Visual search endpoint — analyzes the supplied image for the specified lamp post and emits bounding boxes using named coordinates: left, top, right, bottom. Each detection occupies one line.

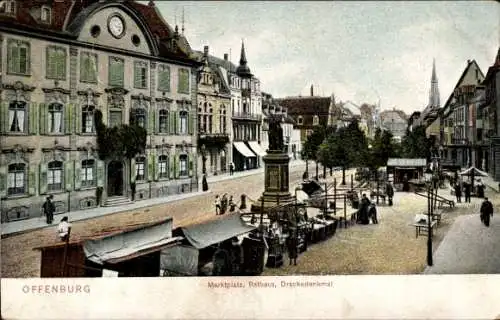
left=424, top=168, right=433, bottom=266
left=201, top=144, right=208, bottom=192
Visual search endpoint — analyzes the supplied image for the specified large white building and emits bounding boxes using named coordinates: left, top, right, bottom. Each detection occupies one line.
left=0, top=0, right=200, bottom=222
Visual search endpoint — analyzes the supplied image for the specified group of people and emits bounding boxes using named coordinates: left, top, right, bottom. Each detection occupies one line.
left=214, top=194, right=237, bottom=215
left=453, top=179, right=485, bottom=203
left=357, top=193, right=378, bottom=225
left=42, top=195, right=72, bottom=241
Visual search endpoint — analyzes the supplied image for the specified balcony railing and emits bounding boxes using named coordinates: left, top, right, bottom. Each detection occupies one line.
left=198, top=132, right=230, bottom=147
left=232, top=112, right=262, bottom=121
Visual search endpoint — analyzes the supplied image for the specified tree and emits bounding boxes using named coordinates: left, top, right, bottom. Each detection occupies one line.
left=94, top=110, right=147, bottom=200
left=302, top=125, right=326, bottom=179
left=401, top=125, right=432, bottom=160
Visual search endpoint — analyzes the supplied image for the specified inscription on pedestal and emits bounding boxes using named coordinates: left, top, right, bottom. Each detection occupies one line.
left=266, top=165, right=280, bottom=191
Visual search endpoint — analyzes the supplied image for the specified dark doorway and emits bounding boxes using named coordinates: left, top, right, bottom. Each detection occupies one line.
left=107, top=161, right=124, bottom=196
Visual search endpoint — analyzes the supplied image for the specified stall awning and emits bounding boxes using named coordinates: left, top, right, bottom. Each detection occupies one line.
left=83, top=218, right=182, bottom=264
left=180, top=214, right=256, bottom=250
left=248, top=141, right=267, bottom=157
left=387, top=158, right=427, bottom=167
left=233, top=142, right=256, bottom=158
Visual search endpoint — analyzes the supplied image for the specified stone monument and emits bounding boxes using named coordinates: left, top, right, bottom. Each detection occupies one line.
left=251, top=115, right=294, bottom=216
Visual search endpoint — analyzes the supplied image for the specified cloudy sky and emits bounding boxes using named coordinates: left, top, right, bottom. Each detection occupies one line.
left=149, top=1, right=498, bottom=114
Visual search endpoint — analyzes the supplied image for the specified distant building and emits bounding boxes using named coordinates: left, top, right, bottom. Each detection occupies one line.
left=380, top=109, right=408, bottom=141
left=275, top=86, right=344, bottom=144
left=478, top=48, right=500, bottom=179
left=440, top=59, right=485, bottom=168
left=195, top=46, right=231, bottom=176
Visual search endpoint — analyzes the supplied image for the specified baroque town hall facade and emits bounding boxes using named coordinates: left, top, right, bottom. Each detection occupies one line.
left=0, top=0, right=202, bottom=222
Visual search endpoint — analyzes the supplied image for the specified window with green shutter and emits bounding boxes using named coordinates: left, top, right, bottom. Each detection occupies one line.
left=134, top=61, right=148, bottom=88
left=80, top=52, right=98, bottom=83
left=108, top=57, right=124, bottom=87
left=177, top=68, right=190, bottom=94
left=7, top=39, right=30, bottom=75
left=157, top=64, right=170, bottom=92
left=46, top=46, right=67, bottom=80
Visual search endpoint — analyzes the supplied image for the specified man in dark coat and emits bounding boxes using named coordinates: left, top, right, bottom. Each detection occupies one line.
left=42, top=195, right=55, bottom=224
left=480, top=197, right=493, bottom=227
left=358, top=193, right=371, bottom=224
left=464, top=182, right=472, bottom=203
left=287, top=234, right=298, bottom=266
left=454, top=183, right=462, bottom=203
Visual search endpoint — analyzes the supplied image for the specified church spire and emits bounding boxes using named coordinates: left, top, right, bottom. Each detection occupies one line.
left=239, top=40, right=247, bottom=66
left=236, top=40, right=251, bottom=77
left=428, top=58, right=440, bottom=109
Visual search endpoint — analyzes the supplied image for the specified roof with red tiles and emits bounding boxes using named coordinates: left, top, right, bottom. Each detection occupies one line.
left=0, top=0, right=196, bottom=62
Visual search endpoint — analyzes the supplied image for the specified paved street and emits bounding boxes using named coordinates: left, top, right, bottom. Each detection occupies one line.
left=264, top=187, right=500, bottom=275
left=0, top=162, right=347, bottom=278
left=425, top=213, right=500, bottom=274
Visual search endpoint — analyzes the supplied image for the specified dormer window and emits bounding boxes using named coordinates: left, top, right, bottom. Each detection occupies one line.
left=313, top=115, right=319, bottom=126
left=297, top=116, right=303, bottom=125
left=41, top=5, right=51, bottom=23
left=1, top=0, right=16, bottom=15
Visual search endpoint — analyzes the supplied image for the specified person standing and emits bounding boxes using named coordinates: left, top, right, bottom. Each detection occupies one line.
left=229, top=196, right=236, bottom=212
left=480, top=197, right=493, bottom=227
left=214, top=195, right=221, bottom=215
left=454, top=183, right=462, bottom=203
left=369, top=203, right=378, bottom=224
left=477, top=179, right=485, bottom=198
left=287, top=233, right=298, bottom=266
left=229, top=162, right=235, bottom=176
left=57, top=216, right=72, bottom=241
left=42, top=195, right=55, bottom=224
left=386, top=182, right=394, bottom=206
left=358, top=193, right=371, bottom=224
left=464, top=181, right=472, bottom=203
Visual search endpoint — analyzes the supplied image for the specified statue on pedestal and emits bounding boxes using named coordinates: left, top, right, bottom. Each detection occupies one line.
left=268, top=115, right=284, bottom=152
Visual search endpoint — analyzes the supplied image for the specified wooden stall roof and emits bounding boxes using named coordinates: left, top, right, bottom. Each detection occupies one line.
left=33, top=218, right=174, bottom=251
left=387, top=158, right=427, bottom=167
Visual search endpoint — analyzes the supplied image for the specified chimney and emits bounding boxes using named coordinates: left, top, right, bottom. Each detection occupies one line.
left=310, top=84, right=314, bottom=97
left=203, top=46, right=209, bottom=57
left=224, top=53, right=228, bottom=61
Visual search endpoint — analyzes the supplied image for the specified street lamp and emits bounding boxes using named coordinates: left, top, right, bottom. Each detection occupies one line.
left=201, top=144, right=208, bottom=192
left=424, top=167, right=433, bottom=266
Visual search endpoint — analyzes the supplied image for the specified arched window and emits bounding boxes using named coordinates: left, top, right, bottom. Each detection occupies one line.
left=48, top=103, right=63, bottom=133
left=135, top=156, right=146, bottom=181
left=158, top=155, right=169, bottom=179
left=158, top=110, right=169, bottom=133
left=7, top=163, right=26, bottom=195
left=82, top=105, right=95, bottom=133
left=198, top=102, right=206, bottom=133
left=8, top=101, right=26, bottom=133
left=81, top=159, right=95, bottom=187
left=179, top=154, right=188, bottom=176
left=48, top=161, right=63, bottom=191
left=297, top=116, right=303, bottom=125
left=313, top=115, right=319, bottom=126
left=208, top=104, right=213, bottom=133
left=179, top=111, right=188, bottom=135
left=220, top=104, right=227, bottom=133
left=130, top=108, right=146, bottom=128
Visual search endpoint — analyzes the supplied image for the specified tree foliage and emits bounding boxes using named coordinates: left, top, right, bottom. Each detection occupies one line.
left=302, top=125, right=326, bottom=162
left=401, top=125, right=432, bottom=160
left=368, top=128, right=399, bottom=170
left=94, top=109, right=147, bottom=161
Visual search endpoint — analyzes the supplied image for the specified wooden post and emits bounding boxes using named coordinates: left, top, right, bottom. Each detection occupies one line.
left=325, top=183, right=328, bottom=215
left=344, top=194, right=347, bottom=228
left=351, top=174, right=354, bottom=192
left=260, top=197, right=264, bottom=226
left=61, top=227, right=72, bottom=277
left=376, top=171, right=380, bottom=205
left=334, top=178, right=337, bottom=215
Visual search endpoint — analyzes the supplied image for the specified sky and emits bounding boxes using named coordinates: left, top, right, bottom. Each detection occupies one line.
left=148, top=1, right=498, bottom=115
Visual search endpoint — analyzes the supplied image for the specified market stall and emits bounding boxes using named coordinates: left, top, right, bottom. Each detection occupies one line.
left=386, top=158, right=427, bottom=191
left=161, top=214, right=257, bottom=276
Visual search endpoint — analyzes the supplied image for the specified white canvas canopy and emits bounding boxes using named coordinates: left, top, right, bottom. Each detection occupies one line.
left=459, top=166, right=488, bottom=177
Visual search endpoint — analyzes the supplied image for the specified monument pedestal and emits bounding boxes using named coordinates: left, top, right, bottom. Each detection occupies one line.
left=251, top=150, right=294, bottom=215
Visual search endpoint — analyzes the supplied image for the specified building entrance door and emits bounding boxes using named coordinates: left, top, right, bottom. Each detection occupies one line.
left=107, top=161, right=124, bottom=196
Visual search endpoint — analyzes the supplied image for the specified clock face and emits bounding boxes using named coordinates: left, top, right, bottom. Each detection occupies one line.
left=108, top=15, right=124, bottom=38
